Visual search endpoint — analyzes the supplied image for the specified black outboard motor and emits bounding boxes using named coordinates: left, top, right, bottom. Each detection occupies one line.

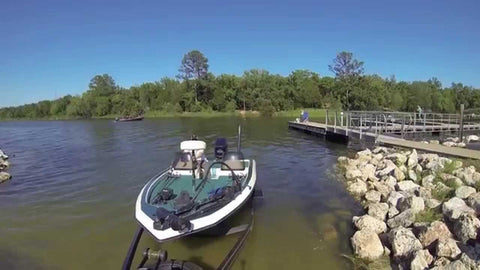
left=214, top=138, right=228, bottom=160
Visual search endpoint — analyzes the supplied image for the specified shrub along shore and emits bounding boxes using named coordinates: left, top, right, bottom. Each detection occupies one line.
left=0, top=149, right=11, bottom=184
left=338, top=147, right=480, bottom=269
left=0, top=108, right=327, bottom=121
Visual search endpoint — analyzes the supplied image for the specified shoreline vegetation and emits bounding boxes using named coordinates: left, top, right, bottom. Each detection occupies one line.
left=2, top=50, right=480, bottom=121
left=0, top=108, right=327, bottom=121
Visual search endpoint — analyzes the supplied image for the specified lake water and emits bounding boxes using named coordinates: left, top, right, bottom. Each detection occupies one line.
left=0, top=117, right=362, bottom=269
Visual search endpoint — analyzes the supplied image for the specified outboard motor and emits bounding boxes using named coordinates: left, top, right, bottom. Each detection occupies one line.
left=214, top=138, right=228, bottom=160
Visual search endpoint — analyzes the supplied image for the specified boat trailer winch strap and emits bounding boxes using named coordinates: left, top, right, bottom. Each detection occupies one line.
left=216, top=200, right=254, bottom=270
left=122, top=227, right=144, bottom=270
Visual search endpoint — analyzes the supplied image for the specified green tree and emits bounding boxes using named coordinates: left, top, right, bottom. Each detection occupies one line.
left=178, top=50, right=209, bottom=102
left=88, top=74, right=117, bottom=97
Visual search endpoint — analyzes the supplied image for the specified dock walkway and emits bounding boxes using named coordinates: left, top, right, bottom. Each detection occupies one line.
left=288, top=121, right=480, bottom=160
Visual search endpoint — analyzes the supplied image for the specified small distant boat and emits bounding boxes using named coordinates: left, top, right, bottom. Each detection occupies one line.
left=114, top=115, right=144, bottom=122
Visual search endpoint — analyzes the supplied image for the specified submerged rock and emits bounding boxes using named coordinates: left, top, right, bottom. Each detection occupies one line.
left=0, top=149, right=8, bottom=160
left=347, top=180, right=368, bottom=197
left=346, top=168, right=362, bottom=180
left=0, top=172, right=11, bottom=184
left=351, top=229, right=385, bottom=261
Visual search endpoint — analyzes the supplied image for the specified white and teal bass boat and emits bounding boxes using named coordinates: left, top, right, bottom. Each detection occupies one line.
left=135, top=127, right=257, bottom=243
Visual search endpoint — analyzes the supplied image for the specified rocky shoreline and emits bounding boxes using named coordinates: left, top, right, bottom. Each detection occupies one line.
left=338, top=147, right=480, bottom=269
left=421, top=135, right=480, bottom=148
left=0, top=149, right=11, bottom=184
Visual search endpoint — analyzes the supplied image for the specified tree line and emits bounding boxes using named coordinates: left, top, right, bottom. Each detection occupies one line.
left=1, top=50, right=480, bottom=119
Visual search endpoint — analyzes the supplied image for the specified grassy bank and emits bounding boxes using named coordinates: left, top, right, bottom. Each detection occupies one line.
left=0, top=108, right=332, bottom=120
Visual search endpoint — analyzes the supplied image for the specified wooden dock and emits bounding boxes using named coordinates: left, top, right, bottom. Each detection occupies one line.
left=288, top=121, right=480, bottom=160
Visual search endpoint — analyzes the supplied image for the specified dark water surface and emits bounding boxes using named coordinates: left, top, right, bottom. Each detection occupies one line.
left=0, top=118, right=361, bottom=269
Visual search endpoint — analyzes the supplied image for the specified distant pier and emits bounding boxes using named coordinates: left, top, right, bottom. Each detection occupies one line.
left=288, top=110, right=480, bottom=160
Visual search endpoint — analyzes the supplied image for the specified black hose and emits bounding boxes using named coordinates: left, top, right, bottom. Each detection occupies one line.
left=194, top=161, right=240, bottom=195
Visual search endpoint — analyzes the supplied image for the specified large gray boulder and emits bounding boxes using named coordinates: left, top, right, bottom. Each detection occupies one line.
left=455, top=186, right=476, bottom=199
left=394, top=167, right=406, bottom=181
left=346, top=168, right=363, bottom=180
left=418, top=221, right=453, bottom=248
left=378, top=160, right=397, bottom=177
left=436, top=238, right=461, bottom=259
left=389, top=227, right=422, bottom=259
left=0, top=159, right=9, bottom=170
left=387, top=209, right=416, bottom=228
left=426, top=198, right=442, bottom=210
left=453, top=212, right=480, bottom=243
left=398, top=196, right=425, bottom=213
left=459, top=248, right=480, bottom=269
left=372, top=146, right=389, bottom=154
left=0, top=149, right=8, bottom=160
left=408, top=169, right=418, bottom=182
left=407, top=149, right=418, bottom=168
left=368, top=202, right=389, bottom=221
left=421, top=175, right=435, bottom=189
left=347, top=180, right=368, bottom=197
left=360, top=163, right=378, bottom=181
left=372, top=181, right=394, bottom=201
left=352, top=214, right=387, bottom=234
left=387, top=191, right=405, bottom=208
left=388, top=206, right=400, bottom=219
left=410, top=249, right=433, bottom=270
left=384, top=176, right=397, bottom=190
left=397, top=180, right=420, bottom=193
left=351, top=229, right=385, bottom=261
left=364, top=190, right=381, bottom=203
left=0, top=172, right=11, bottom=184
left=442, top=197, right=476, bottom=220
left=387, top=153, right=408, bottom=165
left=466, top=192, right=480, bottom=213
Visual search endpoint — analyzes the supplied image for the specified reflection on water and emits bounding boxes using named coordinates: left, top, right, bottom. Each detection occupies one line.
left=0, top=118, right=361, bottom=269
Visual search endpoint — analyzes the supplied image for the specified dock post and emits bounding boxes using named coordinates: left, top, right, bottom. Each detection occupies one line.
left=423, top=113, right=426, bottom=132
left=325, top=110, right=328, bottom=125
left=460, top=104, right=465, bottom=142
left=401, top=116, right=405, bottom=139
left=346, top=112, right=349, bottom=136
left=414, top=113, right=416, bottom=134
left=334, top=111, right=337, bottom=132
left=360, top=114, right=363, bottom=140
left=375, top=115, right=378, bottom=135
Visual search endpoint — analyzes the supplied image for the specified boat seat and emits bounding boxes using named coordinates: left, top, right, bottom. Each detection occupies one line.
left=221, top=160, right=245, bottom=171
left=221, top=152, right=245, bottom=171
left=173, top=152, right=194, bottom=170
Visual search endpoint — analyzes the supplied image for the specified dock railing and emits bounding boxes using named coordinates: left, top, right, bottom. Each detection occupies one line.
left=324, top=109, right=480, bottom=141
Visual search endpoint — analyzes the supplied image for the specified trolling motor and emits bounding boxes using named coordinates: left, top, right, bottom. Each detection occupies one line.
left=214, top=138, right=228, bottom=160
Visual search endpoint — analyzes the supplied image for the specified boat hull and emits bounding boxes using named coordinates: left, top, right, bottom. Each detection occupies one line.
left=115, top=116, right=144, bottom=122
left=135, top=160, right=257, bottom=242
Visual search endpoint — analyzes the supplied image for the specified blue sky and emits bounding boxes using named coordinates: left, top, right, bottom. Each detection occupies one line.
left=1, top=0, right=479, bottom=107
